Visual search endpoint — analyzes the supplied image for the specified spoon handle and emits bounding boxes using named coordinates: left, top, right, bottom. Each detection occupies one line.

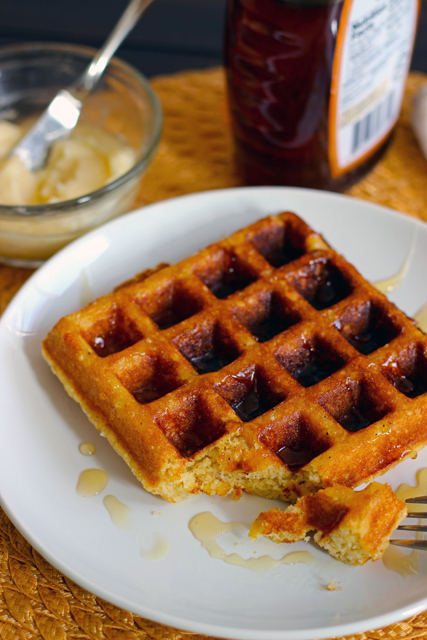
left=75, top=0, right=156, bottom=95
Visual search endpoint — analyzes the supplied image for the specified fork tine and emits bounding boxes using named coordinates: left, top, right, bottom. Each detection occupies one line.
left=390, top=496, right=427, bottom=548
left=390, top=539, right=427, bottom=550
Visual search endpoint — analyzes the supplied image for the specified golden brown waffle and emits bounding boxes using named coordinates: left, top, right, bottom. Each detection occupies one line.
left=249, top=482, right=407, bottom=565
left=42, top=211, right=427, bottom=503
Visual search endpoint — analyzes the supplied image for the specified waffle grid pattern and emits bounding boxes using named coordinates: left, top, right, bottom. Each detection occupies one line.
left=42, top=211, right=427, bottom=503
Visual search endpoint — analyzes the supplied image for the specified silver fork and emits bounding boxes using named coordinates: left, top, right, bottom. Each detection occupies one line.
left=390, top=496, right=427, bottom=550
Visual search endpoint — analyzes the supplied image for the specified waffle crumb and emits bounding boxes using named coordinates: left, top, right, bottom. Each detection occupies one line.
left=249, top=483, right=407, bottom=565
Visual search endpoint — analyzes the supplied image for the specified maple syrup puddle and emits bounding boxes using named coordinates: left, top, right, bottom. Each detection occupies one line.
left=103, top=495, right=131, bottom=531
left=102, top=494, right=170, bottom=561
left=76, top=469, right=108, bottom=497
left=188, top=511, right=314, bottom=571
left=349, top=315, right=397, bottom=356
left=264, top=241, right=303, bottom=269
left=374, top=230, right=417, bottom=294
left=191, top=352, right=234, bottom=374
left=79, top=442, right=96, bottom=456
left=382, top=468, right=427, bottom=577
left=140, top=533, right=170, bottom=560
left=306, top=265, right=351, bottom=310
left=210, top=255, right=256, bottom=299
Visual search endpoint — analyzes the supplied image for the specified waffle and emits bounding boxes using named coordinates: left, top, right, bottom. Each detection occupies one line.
left=249, top=482, right=407, bottom=565
left=42, top=211, right=427, bottom=503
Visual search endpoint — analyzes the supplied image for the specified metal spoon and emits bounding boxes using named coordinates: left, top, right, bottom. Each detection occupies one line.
left=9, top=0, right=155, bottom=172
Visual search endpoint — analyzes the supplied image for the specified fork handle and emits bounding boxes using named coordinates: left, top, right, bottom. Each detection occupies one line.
left=75, top=0, right=155, bottom=95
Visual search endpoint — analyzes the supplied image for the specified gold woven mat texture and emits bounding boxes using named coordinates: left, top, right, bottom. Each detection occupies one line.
left=1, top=68, right=427, bottom=640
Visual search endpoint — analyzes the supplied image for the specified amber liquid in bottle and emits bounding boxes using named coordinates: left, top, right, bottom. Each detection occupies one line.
left=224, top=0, right=392, bottom=191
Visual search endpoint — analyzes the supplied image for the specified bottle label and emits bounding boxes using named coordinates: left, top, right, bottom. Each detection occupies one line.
left=329, top=0, right=419, bottom=178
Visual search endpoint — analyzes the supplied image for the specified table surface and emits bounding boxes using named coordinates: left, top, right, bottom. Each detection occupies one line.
left=0, top=0, right=426, bottom=78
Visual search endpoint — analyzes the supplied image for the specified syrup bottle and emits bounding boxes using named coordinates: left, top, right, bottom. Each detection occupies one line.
left=224, top=0, right=419, bottom=191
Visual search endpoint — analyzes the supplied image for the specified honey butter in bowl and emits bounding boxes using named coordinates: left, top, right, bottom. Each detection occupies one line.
left=0, top=43, right=162, bottom=267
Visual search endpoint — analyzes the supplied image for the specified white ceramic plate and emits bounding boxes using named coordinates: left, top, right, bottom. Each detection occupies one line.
left=1, top=187, right=427, bottom=640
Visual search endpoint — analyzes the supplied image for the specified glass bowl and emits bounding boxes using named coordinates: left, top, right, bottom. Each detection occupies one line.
left=0, top=42, right=162, bottom=267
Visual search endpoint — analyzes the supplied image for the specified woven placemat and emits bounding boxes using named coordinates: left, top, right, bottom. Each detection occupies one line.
left=1, top=68, right=427, bottom=640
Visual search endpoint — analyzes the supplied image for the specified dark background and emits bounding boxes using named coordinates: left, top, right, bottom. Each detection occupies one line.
left=0, top=0, right=426, bottom=78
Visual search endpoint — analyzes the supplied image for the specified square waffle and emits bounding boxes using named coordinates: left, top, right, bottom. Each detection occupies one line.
left=42, top=212, right=427, bottom=503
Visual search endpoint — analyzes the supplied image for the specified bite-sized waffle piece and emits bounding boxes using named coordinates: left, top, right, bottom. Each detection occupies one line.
left=42, top=212, right=427, bottom=503
left=249, top=482, right=407, bottom=565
